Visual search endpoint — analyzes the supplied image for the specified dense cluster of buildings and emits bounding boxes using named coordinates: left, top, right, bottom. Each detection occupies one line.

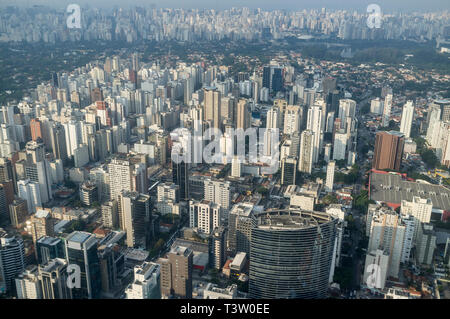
left=0, top=6, right=449, bottom=43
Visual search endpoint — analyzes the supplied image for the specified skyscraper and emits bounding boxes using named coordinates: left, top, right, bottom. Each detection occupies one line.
left=17, top=179, right=42, bottom=213
left=108, top=155, right=147, bottom=201
left=325, top=161, right=335, bottom=193
left=399, top=101, right=414, bottom=138
left=0, top=229, right=25, bottom=293
left=119, top=191, right=151, bottom=249
left=65, top=231, right=101, bottom=299
left=38, top=258, right=72, bottom=299
left=281, top=157, right=297, bottom=185
left=298, top=130, right=314, bottom=174
left=172, top=157, right=189, bottom=201
left=373, top=131, right=405, bottom=171
left=307, top=105, right=323, bottom=163
left=249, top=210, right=337, bottom=299
left=203, top=87, right=221, bottom=129
left=209, top=226, right=226, bottom=270
left=189, top=200, right=221, bottom=234
left=236, top=98, right=250, bottom=130
left=158, top=245, right=193, bottom=299
left=333, top=130, right=348, bottom=161
left=203, top=179, right=230, bottom=210
left=228, top=203, right=256, bottom=255
left=382, top=93, right=393, bottom=127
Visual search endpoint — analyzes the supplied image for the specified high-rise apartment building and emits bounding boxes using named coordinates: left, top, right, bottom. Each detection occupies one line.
left=118, top=191, right=151, bottom=249
left=158, top=245, right=193, bottom=299
left=298, top=130, right=314, bottom=174
left=189, top=200, right=221, bottom=234
left=325, top=161, right=335, bottom=192
left=399, top=101, right=414, bottom=138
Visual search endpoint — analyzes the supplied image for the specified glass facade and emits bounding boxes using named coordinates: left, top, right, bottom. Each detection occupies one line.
left=249, top=211, right=337, bottom=299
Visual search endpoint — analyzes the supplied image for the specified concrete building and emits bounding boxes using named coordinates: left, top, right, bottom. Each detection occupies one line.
left=15, top=265, right=42, bottom=299
left=373, top=131, right=404, bottom=171
left=325, top=160, right=335, bottom=193
left=125, top=262, right=161, bottom=299
left=399, top=101, right=414, bottom=138
left=189, top=200, right=221, bottom=234
left=158, top=245, right=193, bottom=299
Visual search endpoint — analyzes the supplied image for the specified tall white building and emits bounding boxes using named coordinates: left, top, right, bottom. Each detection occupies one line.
left=63, top=120, right=83, bottom=158
left=306, top=105, right=323, bottom=163
left=283, top=105, right=301, bottom=135
left=125, top=262, right=161, bottom=299
left=382, top=93, right=393, bottom=127
left=204, top=179, right=230, bottom=210
left=333, top=130, right=347, bottom=161
left=17, top=179, right=42, bottom=213
left=367, top=207, right=414, bottom=279
left=399, top=101, right=414, bottom=138
left=338, top=99, right=356, bottom=122
left=15, top=266, right=42, bottom=299
left=189, top=200, right=221, bottom=234
left=231, top=155, right=242, bottom=178
left=401, top=197, right=433, bottom=240
left=325, top=161, right=335, bottom=192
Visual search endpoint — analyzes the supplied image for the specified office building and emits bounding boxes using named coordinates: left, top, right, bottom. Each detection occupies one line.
left=172, top=157, right=189, bottom=201
left=0, top=229, right=25, bottom=293
left=236, top=99, right=250, bottom=130
left=17, top=179, right=42, bottom=214
left=38, top=258, right=72, bottom=299
left=382, top=93, right=393, bottom=127
left=306, top=105, right=323, bottom=163
left=281, top=156, right=297, bottom=185
left=119, top=191, right=151, bottom=249
left=35, top=236, right=64, bottom=265
left=65, top=231, right=101, bottom=299
left=29, top=209, right=54, bottom=245
left=249, top=210, right=337, bottom=298
left=203, top=87, right=221, bottom=129
left=363, top=249, right=389, bottom=290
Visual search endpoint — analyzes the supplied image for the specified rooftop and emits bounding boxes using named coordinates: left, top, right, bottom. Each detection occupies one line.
left=370, top=171, right=450, bottom=211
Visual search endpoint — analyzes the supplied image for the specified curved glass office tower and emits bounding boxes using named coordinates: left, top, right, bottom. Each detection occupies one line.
left=249, top=210, right=337, bottom=299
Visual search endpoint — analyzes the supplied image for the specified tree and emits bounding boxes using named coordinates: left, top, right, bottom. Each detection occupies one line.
left=323, top=194, right=338, bottom=205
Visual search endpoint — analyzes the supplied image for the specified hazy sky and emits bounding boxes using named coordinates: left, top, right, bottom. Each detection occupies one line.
left=2, top=0, right=450, bottom=12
